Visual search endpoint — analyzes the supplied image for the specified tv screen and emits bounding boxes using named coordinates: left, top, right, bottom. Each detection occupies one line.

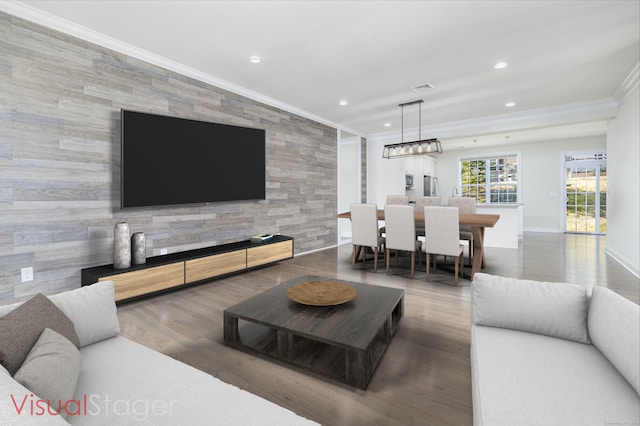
left=121, top=110, right=266, bottom=208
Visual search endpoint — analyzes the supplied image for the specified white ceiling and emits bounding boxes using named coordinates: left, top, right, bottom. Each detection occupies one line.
left=7, top=0, right=640, bottom=150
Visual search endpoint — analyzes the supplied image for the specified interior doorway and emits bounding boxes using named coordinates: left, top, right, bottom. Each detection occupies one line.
left=338, top=130, right=361, bottom=244
left=564, top=152, right=607, bottom=234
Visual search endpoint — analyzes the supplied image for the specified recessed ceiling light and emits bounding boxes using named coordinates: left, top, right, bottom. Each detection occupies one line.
left=505, top=102, right=516, bottom=107
left=384, top=123, right=391, bottom=127
left=494, top=62, right=508, bottom=69
left=249, top=56, right=261, bottom=63
left=339, top=100, right=348, bottom=106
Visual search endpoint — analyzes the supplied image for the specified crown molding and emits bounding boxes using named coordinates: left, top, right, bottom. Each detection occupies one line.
left=368, top=98, right=618, bottom=143
left=0, top=1, right=630, bottom=141
left=613, top=62, right=640, bottom=104
left=0, top=1, right=363, bottom=135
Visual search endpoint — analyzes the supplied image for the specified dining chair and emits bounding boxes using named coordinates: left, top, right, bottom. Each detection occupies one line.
left=386, top=195, right=409, bottom=205
left=414, top=196, right=441, bottom=237
left=415, top=196, right=441, bottom=209
left=379, top=195, right=410, bottom=238
left=423, top=206, right=464, bottom=285
left=448, top=196, right=477, bottom=266
left=384, top=204, right=422, bottom=278
left=350, top=203, right=385, bottom=272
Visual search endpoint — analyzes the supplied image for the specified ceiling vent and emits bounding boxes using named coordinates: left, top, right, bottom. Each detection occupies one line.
left=410, top=82, right=433, bottom=93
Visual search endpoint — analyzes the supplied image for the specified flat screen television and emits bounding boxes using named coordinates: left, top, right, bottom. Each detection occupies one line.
left=121, top=110, right=266, bottom=208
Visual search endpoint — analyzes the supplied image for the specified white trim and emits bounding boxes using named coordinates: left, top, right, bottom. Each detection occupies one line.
left=368, top=98, right=618, bottom=143
left=0, top=1, right=363, bottom=135
left=612, top=62, right=640, bottom=104
left=523, top=227, right=562, bottom=233
left=294, top=244, right=339, bottom=257
left=605, top=246, right=640, bottom=278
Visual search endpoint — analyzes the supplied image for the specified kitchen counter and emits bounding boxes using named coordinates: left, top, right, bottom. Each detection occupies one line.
left=477, top=204, right=523, bottom=248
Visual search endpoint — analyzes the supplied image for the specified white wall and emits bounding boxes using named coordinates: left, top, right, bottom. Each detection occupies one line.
left=369, top=134, right=606, bottom=232
left=367, top=141, right=410, bottom=206
left=606, top=85, right=640, bottom=276
left=367, top=141, right=439, bottom=206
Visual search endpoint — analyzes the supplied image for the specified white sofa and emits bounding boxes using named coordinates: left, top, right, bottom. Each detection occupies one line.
left=470, top=273, right=640, bottom=426
left=0, top=281, right=317, bottom=425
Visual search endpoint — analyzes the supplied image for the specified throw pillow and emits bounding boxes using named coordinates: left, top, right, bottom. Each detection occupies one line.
left=49, top=280, right=120, bottom=347
left=0, top=293, right=80, bottom=375
left=14, top=328, right=82, bottom=418
left=472, top=273, right=590, bottom=344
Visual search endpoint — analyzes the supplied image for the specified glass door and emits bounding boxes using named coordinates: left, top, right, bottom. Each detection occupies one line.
left=564, top=153, right=606, bottom=234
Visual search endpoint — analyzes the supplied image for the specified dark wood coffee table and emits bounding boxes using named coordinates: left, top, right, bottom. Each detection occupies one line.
left=223, top=275, right=404, bottom=389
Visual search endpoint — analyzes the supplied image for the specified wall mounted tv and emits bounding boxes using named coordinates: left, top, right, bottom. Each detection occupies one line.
left=121, top=110, right=266, bottom=208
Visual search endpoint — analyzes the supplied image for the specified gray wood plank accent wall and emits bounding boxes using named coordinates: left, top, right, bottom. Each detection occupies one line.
left=0, top=13, right=338, bottom=301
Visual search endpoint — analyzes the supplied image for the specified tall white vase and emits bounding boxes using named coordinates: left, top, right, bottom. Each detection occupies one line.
left=113, top=222, right=131, bottom=269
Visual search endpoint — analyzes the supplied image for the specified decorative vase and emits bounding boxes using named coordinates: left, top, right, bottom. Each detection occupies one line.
left=113, top=222, right=131, bottom=269
left=131, top=232, right=146, bottom=265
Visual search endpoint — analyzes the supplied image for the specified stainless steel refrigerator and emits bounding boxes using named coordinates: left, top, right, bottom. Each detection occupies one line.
left=423, top=175, right=439, bottom=196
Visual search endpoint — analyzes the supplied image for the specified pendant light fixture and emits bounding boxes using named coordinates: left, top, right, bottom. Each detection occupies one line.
left=382, top=100, right=443, bottom=158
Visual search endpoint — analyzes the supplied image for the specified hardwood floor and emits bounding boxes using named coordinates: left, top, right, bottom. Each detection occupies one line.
left=116, top=232, right=639, bottom=425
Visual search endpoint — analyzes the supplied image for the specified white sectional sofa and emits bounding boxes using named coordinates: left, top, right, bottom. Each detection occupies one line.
left=0, top=281, right=317, bottom=425
left=471, top=273, right=640, bottom=426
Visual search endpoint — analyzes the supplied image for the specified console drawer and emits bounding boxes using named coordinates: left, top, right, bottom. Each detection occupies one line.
left=247, top=240, right=293, bottom=268
left=185, top=250, right=247, bottom=283
left=99, top=263, right=185, bottom=301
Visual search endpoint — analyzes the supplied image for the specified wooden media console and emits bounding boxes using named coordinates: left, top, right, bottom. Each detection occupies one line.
left=81, top=235, right=294, bottom=302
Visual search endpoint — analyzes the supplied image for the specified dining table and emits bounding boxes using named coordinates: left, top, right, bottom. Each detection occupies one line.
left=337, top=209, right=500, bottom=279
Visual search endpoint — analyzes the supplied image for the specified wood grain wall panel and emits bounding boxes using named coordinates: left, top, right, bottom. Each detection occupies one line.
left=0, top=12, right=337, bottom=302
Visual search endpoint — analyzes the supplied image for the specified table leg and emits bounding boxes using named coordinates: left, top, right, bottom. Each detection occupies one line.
left=223, top=313, right=239, bottom=343
left=480, top=227, right=486, bottom=268
left=346, top=349, right=368, bottom=389
left=277, top=329, right=292, bottom=360
left=470, top=226, right=485, bottom=280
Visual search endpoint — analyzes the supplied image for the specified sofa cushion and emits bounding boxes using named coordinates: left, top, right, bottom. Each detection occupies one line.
left=0, top=293, right=80, bottom=375
left=471, top=325, right=640, bottom=426
left=69, top=336, right=318, bottom=425
left=0, top=372, right=69, bottom=425
left=588, top=285, right=640, bottom=396
left=48, top=281, right=119, bottom=347
left=472, top=273, right=590, bottom=343
left=14, top=328, right=82, bottom=418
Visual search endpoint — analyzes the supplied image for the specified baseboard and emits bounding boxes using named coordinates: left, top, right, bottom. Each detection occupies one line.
left=523, top=227, right=562, bottom=233
left=296, top=244, right=339, bottom=257
left=604, top=246, right=640, bottom=278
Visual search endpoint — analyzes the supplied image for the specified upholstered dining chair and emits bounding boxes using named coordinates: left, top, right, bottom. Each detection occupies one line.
left=379, top=195, right=410, bottom=238
left=415, top=196, right=441, bottom=209
left=423, top=206, right=464, bottom=285
left=350, top=203, right=385, bottom=272
left=384, top=204, right=422, bottom=278
left=448, top=196, right=477, bottom=266
left=414, top=196, right=441, bottom=237
left=386, top=195, right=409, bottom=205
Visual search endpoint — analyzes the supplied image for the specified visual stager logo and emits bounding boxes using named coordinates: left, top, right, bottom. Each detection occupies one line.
left=8, top=393, right=176, bottom=422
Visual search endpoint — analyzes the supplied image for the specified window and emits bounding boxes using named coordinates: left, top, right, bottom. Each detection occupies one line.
left=459, top=155, right=519, bottom=204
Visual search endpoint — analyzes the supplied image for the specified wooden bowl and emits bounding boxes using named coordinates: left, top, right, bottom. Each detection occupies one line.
left=287, top=280, right=357, bottom=306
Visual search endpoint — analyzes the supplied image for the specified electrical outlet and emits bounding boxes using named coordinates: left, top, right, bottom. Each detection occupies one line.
left=21, top=267, right=33, bottom=282
left=160, top=248, right=168, bottom=255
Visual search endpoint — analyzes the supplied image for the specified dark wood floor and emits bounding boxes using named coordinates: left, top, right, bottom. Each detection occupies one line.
left=116, top=232, right=639, bottom=425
